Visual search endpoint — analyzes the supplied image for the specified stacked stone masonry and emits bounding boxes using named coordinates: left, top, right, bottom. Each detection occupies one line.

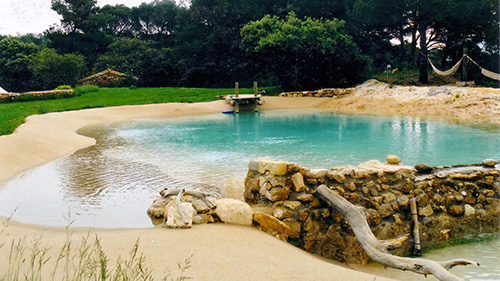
left=279, top=88, right=354, bottom=98
left=244, top=159, right=500, bottom=264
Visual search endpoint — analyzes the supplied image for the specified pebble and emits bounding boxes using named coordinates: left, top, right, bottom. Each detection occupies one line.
left=482, top=159, right=497, bottom=167
left=385, top=155, right=401, bottom=164
left=415, top=163, right=433, bottom=173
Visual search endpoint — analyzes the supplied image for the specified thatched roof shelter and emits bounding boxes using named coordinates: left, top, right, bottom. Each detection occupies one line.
left=79, top=69, right=137, bottom=86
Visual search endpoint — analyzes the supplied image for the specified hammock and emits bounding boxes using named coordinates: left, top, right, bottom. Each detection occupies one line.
left=428, top=54, right=500, bottom=81
left=481, top=68, right=500, bottom=81
left=428, top=56, right=463, bottom=76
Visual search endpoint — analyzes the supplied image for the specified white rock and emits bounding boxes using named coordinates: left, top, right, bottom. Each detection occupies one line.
left=214, top=198, right=253, bottom=225
left=464, top=204, right=475, bottom=216
left=220, top=177, right=245, bottom=201
left=307, top=169, right=329, bottom=178
left=482, top=159, right=497, bottom=167
left=166, top=202, right=196, bottom=228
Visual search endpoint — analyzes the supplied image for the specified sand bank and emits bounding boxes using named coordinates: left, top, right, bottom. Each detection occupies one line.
left=318, top=80, right=500, bottom=128
left=1, top=82, right=498, bottom=280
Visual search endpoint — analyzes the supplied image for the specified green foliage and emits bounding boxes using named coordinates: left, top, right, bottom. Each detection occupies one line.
left=55, top=85, right=73, bottom=90
left=348, top=0, right=499, bottom=83
left=0, top=38, right=39, bottom=92
left=74, top=85, right=99, bottom=96
left=241, top=13, right=371, bottom=90
left=51, top=0, right=99, bottom=33
left=93, top=38, right=174, bottom=87
left=3, top=0, right=498, bottom=90
left=30, top=48, right=86, bottom=90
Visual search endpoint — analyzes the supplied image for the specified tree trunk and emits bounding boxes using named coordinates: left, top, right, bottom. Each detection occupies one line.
left=316, top=185, right=479, bottom=281
left=418, top=26, right=429, bottom=83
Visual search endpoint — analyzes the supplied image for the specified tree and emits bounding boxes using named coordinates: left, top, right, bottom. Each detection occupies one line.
left=241, top=13, right=371, bottom=90
left=49, top=0, right=111, bottom=68
left=51, top=0, right=99, bottom=33
left=30, top=48, right=86, bottom=89
left=94, top=38, right=176, bottom=87
left=288, top=0, right=348, bottom=20
left=131, top=0, right=180, bottom=46
left=0, top=38, right=39, bottom=92
left=95, top=4, right=134, bottom=37
left=349, top=0, right=498, bottom=83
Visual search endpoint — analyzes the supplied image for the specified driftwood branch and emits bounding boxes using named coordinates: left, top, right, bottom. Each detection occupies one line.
left=160, top=188, right=216, bottom=209
left=159, top=187, right=216, bottom=226
left=316, top=185, right=479, bottom=281
left=176, top=188, right=189, bottom=225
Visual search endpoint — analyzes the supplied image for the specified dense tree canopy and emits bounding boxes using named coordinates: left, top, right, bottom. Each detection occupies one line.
left=0, top=38, right=86, bottom=92
left=241, top=13, right=370, bottom=90
left=0, top=39, right=38, bottom=92
left=0, top=0, right=498, bottom=92
left=349, top=0, right=499, bottom=82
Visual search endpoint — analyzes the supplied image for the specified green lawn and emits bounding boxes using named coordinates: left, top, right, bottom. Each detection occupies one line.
left=0, top=86, right=279, bottom=136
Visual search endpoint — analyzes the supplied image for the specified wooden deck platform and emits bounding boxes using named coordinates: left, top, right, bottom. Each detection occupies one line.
left=226, top=82, right=264, bottom=113
left=230, top=94, right=263, bottom=113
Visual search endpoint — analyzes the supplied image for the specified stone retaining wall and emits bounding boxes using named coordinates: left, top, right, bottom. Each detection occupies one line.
left=244, top=158, right=500, bottom=264
left=278, top=88, right=353, bottom=98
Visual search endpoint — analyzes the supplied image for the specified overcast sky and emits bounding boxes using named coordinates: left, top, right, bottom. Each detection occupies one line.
left=0, top=0, right=147, bottom=36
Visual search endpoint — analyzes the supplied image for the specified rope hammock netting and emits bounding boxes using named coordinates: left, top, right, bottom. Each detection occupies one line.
left=427, top=54, right=500, bottom=81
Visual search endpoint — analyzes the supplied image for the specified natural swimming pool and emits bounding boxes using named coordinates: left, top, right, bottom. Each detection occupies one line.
left=0, top=110, right=498, bottom=280
left=0, top=110, right=498, bottom=228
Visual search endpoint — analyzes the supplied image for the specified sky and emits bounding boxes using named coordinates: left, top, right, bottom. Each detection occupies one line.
left=0, top=0, right=148, bottom=36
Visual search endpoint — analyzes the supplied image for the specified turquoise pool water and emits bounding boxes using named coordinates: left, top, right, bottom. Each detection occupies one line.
left=0, top=110, right=499, bottom=228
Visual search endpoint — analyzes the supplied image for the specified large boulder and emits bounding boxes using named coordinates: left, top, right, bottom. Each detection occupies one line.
left=214, top=198, right=253, bottom=225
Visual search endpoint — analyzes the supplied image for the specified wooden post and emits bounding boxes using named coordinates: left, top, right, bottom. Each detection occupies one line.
left=410, top=198, right=422, bottom=256
left=253, top=81, right=259, bottom=112
left=235, top=82, right=240, bottom=113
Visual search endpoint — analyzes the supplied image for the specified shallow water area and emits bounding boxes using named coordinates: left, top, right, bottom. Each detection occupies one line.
left=356, top=233, right=500, bottom=281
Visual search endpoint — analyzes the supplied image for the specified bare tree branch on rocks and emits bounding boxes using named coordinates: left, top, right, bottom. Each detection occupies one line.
left=158, top=187, right=216, bottom=227
left=316, top=185, right=479, bottom=281
left=160, top=187, right=216, bottom=209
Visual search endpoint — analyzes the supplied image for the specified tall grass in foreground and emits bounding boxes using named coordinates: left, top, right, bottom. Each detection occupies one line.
left=0, top=222, right=192, bottom=281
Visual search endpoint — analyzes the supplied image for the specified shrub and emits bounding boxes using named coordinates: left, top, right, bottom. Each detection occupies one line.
left=55, top=85, right=73, bottom=90
left=74, top=85, right=99, bottom=96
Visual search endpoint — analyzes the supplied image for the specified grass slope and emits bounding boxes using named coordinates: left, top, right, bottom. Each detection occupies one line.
left=0, top=87, right=278, bottom=136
